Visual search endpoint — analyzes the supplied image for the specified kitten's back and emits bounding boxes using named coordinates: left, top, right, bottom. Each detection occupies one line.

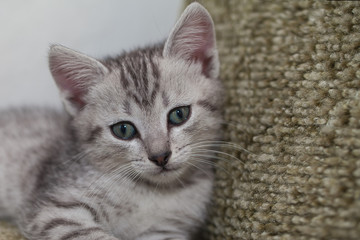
left=0, top=107, right=67, bottom=218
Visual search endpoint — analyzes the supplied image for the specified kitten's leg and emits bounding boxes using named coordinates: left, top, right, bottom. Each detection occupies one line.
left=18, top=201, right=118, bottom=240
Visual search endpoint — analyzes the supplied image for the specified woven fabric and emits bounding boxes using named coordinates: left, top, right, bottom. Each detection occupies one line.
left=0, top=222, right=24, bottom=240
left=185, top=0, right=360, bottom=239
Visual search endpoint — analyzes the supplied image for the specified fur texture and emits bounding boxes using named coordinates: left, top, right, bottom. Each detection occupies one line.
left=0, top=3, right=223, bottom=240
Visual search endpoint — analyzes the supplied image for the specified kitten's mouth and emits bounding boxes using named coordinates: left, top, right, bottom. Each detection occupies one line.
left=158, top=166, right=179, bottom=174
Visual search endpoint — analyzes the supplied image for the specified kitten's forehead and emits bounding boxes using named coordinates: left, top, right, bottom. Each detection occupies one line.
left=100, top=45, right=207, bottom=111
left=102, top=45, right=163, bottom=109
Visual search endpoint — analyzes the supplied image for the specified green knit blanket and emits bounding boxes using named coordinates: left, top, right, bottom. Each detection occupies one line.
left=186, top=0, right=360, bottom=239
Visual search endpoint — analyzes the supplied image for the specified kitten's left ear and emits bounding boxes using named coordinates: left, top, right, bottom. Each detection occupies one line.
left=163, top=3, right=219, bottom=79
left=49, top=45, right=108, bottom=116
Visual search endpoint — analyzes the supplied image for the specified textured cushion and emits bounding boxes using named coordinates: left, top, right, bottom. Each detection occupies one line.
left=0, top=222, right=24, bottom=240
left=185, top=0, right=360, bottom=239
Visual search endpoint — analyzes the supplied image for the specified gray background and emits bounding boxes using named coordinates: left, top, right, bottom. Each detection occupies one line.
left=0, top=0, right=182, bottom=108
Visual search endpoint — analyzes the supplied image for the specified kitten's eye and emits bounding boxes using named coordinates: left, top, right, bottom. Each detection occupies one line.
left=168, top=106, right=190, bottom=126
left=111, top=122, right=137, bottom=140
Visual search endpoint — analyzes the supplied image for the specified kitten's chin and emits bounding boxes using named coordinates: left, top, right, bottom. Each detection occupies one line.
left=141, top=166, right=188, bottom=186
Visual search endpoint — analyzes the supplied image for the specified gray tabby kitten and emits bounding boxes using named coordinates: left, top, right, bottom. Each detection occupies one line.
left=0, top=3, right=223, bottom=240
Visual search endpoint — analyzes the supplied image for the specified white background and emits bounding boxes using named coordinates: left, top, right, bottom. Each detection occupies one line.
left=0, top=0, right=183, bottom=109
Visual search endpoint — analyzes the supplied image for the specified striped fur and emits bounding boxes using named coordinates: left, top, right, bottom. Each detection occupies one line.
left=0, top=3, right=223, bottom=240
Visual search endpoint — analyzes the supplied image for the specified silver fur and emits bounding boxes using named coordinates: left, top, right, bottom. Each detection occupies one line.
left=0, top=3, right=223, bottom=240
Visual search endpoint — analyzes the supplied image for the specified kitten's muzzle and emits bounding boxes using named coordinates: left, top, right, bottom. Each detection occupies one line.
left=148, top=151, right=172, bottom=167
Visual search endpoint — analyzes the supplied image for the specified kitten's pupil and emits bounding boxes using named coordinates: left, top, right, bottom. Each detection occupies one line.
left=111, top=122, right=137, bottom=140
left=176, top=110, right=183, bottom=119
left=120, top=124, right=127, bottom=134
left=168, top=106, right=190, bottom=126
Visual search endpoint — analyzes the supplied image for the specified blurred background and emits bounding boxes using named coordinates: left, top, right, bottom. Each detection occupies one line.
left=0, top=0, right=183, bottom=109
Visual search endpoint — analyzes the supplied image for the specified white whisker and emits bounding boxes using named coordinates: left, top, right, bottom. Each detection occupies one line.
left=187, top=155, right=232, bottom=175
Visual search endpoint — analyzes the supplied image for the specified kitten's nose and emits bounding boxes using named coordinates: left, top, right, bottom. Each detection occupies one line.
left=148, top=151, right=172, bottom=167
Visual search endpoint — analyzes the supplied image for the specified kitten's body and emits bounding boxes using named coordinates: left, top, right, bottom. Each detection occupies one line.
left=0, top=3, right=222, bottom=240
left=0, top=107, right=213, bottom=240
left=0, top=108, right=68, bottom=218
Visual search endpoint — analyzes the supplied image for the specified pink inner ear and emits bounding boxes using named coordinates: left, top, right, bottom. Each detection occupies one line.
left=192, top=39, right=215, bottom=78
left=54, top=73, right=87, bottom=109
left=199, top=54, right=214, bottom=78
left=49, top=45, right=107, bottom=114
left=169, top=9, right=216, bottom=78
left=66, top=89, right=86, bottom=110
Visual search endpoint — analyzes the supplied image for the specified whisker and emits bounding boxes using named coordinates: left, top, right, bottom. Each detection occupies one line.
left=184, top=161, right=212, bottom=179
left=188, top=155, right=232, bottom=175
left=97, top=165, right=139, bottom=208
left=220, top=121, right=240, bottom=129
left=80, top=163, right=120, bottom=198
left=189, top=140, right=253, bottom=155
left=61, top=149, right=92, bottom=168
left=154, top=176, right=161, bottom=192
left=173, top=170, right=186, bottom=188
left=84, top=163, right=134, bottom=203
left=220, top=119, right=247, bottom=127
left=132, top=171, right=143, bottom=186
left=190, top=149, right=245, bottom=164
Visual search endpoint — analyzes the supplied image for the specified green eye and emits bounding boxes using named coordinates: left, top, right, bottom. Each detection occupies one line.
left=168, top=106, right=190, bottom=126
left=111, top=122, right=137, bottom=140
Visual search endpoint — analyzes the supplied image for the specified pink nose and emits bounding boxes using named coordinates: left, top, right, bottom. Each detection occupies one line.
left=148, top=151, right=172, bottom=167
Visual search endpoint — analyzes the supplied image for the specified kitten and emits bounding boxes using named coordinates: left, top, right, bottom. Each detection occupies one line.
left=0, top=3, right=223, bottom=240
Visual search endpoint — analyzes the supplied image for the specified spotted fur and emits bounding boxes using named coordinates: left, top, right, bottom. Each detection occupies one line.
left=0, top=3, right=223, bottom=240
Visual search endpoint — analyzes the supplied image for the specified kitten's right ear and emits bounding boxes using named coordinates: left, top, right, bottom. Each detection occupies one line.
left=49, top=45, right=108, bottom=116
left=163, top=3, right=219, bottom=79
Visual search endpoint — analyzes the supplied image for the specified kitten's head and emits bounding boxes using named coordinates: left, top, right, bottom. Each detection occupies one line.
left=49, top=3, right=223, bottom=186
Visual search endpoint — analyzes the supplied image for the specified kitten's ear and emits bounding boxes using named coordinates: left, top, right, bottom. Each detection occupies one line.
left=163, top=2, right=219, bottom=79
left=49, top=45, right=108, bottom=116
